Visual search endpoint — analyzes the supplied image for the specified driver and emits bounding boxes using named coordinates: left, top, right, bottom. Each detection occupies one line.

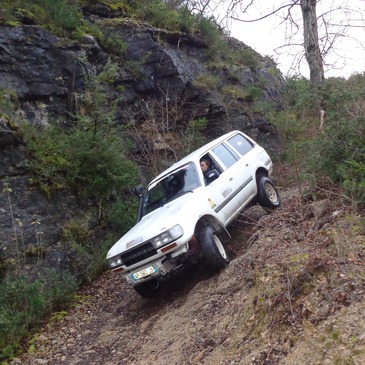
left=200, top=158, right=219, bottom=184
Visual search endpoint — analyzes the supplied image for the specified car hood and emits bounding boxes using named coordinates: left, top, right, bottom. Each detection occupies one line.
left=107, top=192, right=197, bottom=258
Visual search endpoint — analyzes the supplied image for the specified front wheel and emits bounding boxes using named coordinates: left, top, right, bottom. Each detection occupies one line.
left=257, top=176, right=281, bottom=209
left=199, top=226, right=229, bottom=270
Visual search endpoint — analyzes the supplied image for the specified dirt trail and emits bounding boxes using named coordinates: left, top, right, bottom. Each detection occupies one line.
left=15, top=189, right=365, bottom=365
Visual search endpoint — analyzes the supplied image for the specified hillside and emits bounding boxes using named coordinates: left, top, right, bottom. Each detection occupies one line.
left=16, top=182, right=365, bottom=365
left=0, top=17, right=283, bottom=283
left=1, top=4, right=284, bottom=360
left=1, top=2, right=365, bottom=364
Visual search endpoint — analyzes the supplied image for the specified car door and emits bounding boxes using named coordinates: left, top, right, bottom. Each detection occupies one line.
left=205, top=142, right=243, bottom=224
left=225, top=133, right=257, bottom=205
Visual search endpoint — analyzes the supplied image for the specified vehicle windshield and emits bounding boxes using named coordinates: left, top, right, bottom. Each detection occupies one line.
left=142, top=162, right=201, bottom=216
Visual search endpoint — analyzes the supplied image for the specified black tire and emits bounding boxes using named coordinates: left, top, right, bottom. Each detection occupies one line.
left=133, top=278, right=160, bottom=298
left=199, top=226, right=229, bottom=270
left=257, top=176, right=281, bottom=209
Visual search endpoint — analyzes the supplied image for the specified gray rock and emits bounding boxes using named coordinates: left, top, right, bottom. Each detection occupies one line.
left=0, top=21, right=284, bottom=281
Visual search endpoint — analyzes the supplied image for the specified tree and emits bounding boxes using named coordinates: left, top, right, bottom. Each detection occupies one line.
left=300, top=0, right=324, bottom=84
left=233, top=0, right=325, bottom=84
left=182, top=0, right=364, bottom=83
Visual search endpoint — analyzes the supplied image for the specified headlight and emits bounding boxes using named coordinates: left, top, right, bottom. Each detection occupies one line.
left=107, top=256, right=123, bottom=269
left=151, top=224, right=183, bottom=249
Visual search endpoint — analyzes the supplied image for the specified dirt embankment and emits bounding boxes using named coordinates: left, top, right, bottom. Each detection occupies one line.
left=15, top=188, right=365, bottom=365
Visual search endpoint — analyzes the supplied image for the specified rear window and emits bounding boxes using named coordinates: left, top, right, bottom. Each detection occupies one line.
left=212, top=143, right=238, bottom=168
left=227, top=134, right=253, bottom=156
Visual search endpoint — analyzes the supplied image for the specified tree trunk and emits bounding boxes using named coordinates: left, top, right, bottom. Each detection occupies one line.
left=300, top=0, right=324, bottom=84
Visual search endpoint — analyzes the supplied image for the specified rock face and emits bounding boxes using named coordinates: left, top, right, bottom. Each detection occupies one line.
left=0, top=18, right=284, bottom=279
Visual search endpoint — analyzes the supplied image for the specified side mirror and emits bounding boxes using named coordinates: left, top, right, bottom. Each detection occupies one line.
left=134, top=185, right=144, bottom=197
left=135, top=185, right=145, bottom=223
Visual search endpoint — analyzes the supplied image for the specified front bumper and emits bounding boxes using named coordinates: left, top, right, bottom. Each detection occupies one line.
left=123, top=243, right=189, bottom=286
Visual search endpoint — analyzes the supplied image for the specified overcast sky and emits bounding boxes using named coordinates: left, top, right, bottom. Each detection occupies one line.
left=226, top=0, right=365, bottom=78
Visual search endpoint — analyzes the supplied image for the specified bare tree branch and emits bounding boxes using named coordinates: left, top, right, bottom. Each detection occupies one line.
left=230, top=1, right=300, bottom=22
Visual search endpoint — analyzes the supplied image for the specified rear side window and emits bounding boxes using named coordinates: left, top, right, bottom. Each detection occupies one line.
left=227, top=134, right=253, bottom=156
left=212, top=143, right=238, bottom=168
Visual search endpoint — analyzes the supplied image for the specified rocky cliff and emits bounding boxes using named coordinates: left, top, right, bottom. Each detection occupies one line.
left=0, top=14, right=284, bottom=281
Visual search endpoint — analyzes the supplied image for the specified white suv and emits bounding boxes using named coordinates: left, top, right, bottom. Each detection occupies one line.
left=106, top=130, right=280, bottom=297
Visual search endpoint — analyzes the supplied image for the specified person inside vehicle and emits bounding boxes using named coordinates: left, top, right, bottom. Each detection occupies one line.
left=200, top=158, right=220, bottom=184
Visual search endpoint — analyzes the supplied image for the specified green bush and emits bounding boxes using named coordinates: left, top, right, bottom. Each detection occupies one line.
left=85, top=237, right=115, bottom=280
left=282, top=76, right=319, bottom=117
left=340, top=160, right=365, bottom=202
left=0, top=271, right=77, bottom=360
left=245, top=85, right=262, bottom=101
left=23, top=59, right=138, bottom=200
left=62, top=218, right=121, bottom=282
left=193, top=74, right=219, bottom=90
left=222, top=84, right=262, bottom=104
left=107, top=195, right=138, bottom=232
left=184, top=117, right=208, bottom=153
left=0, top=89, right=17, bottom=113
left=198, top=17, right=232, bottom=61
left=24, top=124, right=137, bottom=200
left=44, top=0, right=81, bottom=32
left=308, top=75, right=365, bottom=202
left=176, top=5, right=197, bottom=32
left=270, top=74, right=365, bottom=204
left=237, top=48, right=261, bottom=70
left=131, top=0, right=180, bottom=30
left=99, top=29, right=127, bottom=56
left=1, top=0, right=82, bottom=37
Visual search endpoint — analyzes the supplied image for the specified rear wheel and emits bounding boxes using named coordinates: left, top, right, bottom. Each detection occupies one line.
left=133, top=278, right=160, bottom=298
left=257, top=176, right=281, bottom=209
left=199, top=226, right=229, bottom=270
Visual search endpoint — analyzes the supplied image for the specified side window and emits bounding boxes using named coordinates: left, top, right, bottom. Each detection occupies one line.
left=227, top=134, right=253, bottom=156
left=212, top=143, right=238, bottom=169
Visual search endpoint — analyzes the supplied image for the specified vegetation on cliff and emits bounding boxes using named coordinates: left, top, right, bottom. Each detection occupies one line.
left=0, top=0, right=364, bottom=362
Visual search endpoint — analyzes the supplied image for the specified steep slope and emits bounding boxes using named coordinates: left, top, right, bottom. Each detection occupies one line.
left=16, top=186, right=365, bottom=365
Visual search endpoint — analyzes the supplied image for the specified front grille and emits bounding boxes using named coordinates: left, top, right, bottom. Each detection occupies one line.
left=121, top=242, right=157, bottom=267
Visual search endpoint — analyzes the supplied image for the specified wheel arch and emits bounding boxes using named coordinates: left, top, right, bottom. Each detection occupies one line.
left=255, top=167, right=269, bottom=182
left=194, top=214, right=230, bottom=241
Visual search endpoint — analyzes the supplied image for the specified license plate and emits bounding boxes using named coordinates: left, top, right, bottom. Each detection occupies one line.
left=132, top=266, right=156, bottom=280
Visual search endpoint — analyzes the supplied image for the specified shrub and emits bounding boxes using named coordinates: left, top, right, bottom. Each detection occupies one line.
left=245, top=85, right=262, bottom=101
left=99, top=29, right=127, bottom=56
left=282, top=76, right=318, bottom=118
left=339, top=160, right=365, bottom=203
left=1, top=0, right=83, bottom=37
left=132, top=0, right=181, bottom=30
left=61, top=217, right=123, bottom=282
left=193, top=74, right=219, bottom=90
left=270, top=74, right=365, bottom=205
left=222, top=85, right=247, bottom=100
left=198, top=17, right=232, bottom=61
left=237, top=48, right=261, bottom=70
left=107, top=195, right=138, bottom=233
left=0, top=89, right=17, bottom=113
left=0, top=271, right=77, bottom=360
left=43, top=0, right=81, bottom=33
left=23, top=59, right=138, bottom=201
left=184, top=117, right=208, bottom=153
left=176, top=6, right=197, bottom=32
left=307, top=75, right=365, bottom=202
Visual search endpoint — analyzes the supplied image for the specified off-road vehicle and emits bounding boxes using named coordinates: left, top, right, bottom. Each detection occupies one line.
left=107, top=130, right=281, bottom=297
